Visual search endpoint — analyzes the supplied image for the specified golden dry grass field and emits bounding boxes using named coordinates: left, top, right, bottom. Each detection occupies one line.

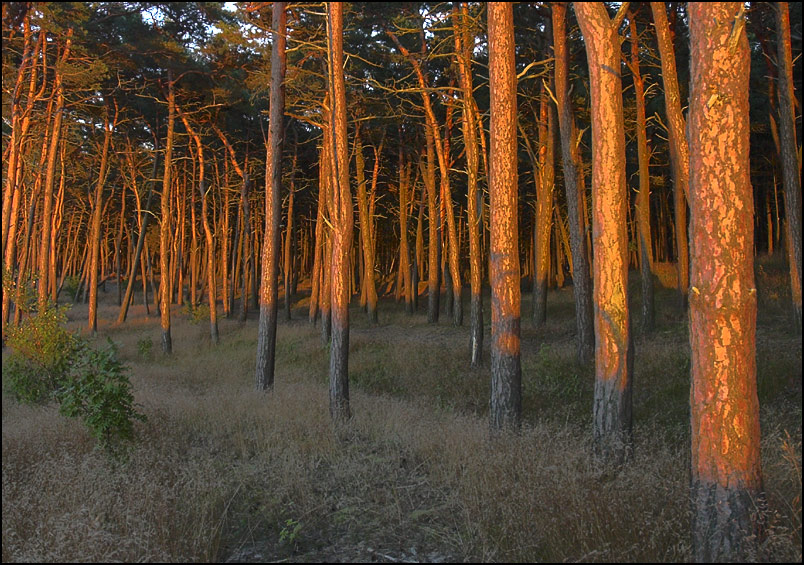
left=2, top=257, right=801, bottom=562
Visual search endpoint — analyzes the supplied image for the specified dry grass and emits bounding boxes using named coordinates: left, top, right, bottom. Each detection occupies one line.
left=2, top=272, right=801, bottom=562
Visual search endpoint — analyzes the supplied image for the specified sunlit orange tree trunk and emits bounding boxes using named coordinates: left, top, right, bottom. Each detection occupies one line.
left=37, top=29, right=72, bottom=312
left=177, top=104, right=218, bottom=343
left=575, top=2, right=633, bottom=465
left=775, top=1, right=802, bottom=333
left=651, top=1, right=689, bottom=306
left=88, top=103, right=115, bottom=335
left=488, top=2, right=521, bottom=431
left=159, top=70, right=175, bottom=354
left=326, top=1, right=353, bottom=422
left=688, top=3, right=764, bottom=560
left=256, top=1, right=286, bottom=391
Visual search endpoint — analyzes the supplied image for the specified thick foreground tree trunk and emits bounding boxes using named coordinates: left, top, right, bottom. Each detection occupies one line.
left=688, top=4, right=764, bottom=561
left=575, top=2, right=633, bottom=466
left=327, top=2, right=352, bottom=422
left=488, top=2, right=521, bottom=431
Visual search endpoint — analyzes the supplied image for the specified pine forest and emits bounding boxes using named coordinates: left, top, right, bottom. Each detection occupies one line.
left=2, top=2, right=802, bottom=562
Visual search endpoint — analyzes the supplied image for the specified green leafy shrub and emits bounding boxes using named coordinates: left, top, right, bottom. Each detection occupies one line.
left=58, top=339, right=146, bottom=451
left=181, top=302, right=210, bottom=325
left=4, top=305, right=78, bottom=403
left=137, top=336, right=154, bottom=358
left=4, top=306, right=146, bottom=454
left=61, top=275, right=81, bottom=298
left=2, top=268, right=39, bottom=315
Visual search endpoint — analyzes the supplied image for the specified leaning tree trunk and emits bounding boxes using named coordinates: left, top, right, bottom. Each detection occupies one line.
left=38, top=30, right=72, bottom=312
left=177, top=103, right=218, bottom=343
left=651, top=1, right=690, bottom=307
left=488, top=2, right=521, bottom=432
left=575, top=2, right=633, bottom=466
left=688, top=4, right=764, bottom=561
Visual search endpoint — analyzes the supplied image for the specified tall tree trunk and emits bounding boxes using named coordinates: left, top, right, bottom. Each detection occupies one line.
left=425, top=123, right=440, bottom=322
left=355, top=126, right=381, bottom=323
left=455, top=2, right=483, bottom=366
left=398, top=141, right=413, bottom=314
left=575, top=2, right=633, bottom=466
left=651, top=1, right=689, bottom=307
left=309, top=144, right=327, bottom=325
left=488, top=2, right=521, bottom=432
left=37, top=30, right=72, bottom=312
left=775, top=1, right=802, bottom=333
left=629, top=12, right=655, bottom=333
left=284, top=145, right=297, bottom=320
left=2, top=14, right=33, bottom=260
left=553, top=4, right=594, bottom=364
left=256, top=1, right=287, bottom=390
left=240, top=172, right=251, bottom=322
left=688, top=4, right=764, bottom=561
left=160, top=71, right=175, bottom=354
left=532, top=80, right=555, bottom=328
left=326, top=1, right=353, bottom=422
left=88, top=104, right=114, bottom=335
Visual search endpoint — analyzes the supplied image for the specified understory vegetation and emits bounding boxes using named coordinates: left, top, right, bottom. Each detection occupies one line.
left=2, top=258, right=801, bottom=562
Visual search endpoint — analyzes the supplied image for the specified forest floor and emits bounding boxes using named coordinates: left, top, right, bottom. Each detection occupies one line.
left=2, top=255, right=802, bottom=562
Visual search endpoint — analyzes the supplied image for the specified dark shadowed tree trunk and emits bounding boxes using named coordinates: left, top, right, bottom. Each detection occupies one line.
left=553, top=3, right=594, bottom=365
left=256, top=1, right=287, bottom=391
left=425, top=123, right=440, bottom=323
left=575, top=1, right=633, bottom=466
left=775, top=1, right=802, bottom=333
left=628, top=12, right=655, bottom=333
left=688, top=4, right=764, bottom=561
left=533, top=79, right=555, bottom=328
left=488, top=2, right=521, bottom=431
left=455, top=2, right=483, bottom=366
left=283, top=147, right=296, bottom=321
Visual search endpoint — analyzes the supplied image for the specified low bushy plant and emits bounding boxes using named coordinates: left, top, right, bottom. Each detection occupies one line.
left=58, top=339, right=146, bottom=452
left=4, top=306, right=146, bottom=454
left=182, top=302, right=210, bottom=325
left=4, top=305, right=78, bottom=403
